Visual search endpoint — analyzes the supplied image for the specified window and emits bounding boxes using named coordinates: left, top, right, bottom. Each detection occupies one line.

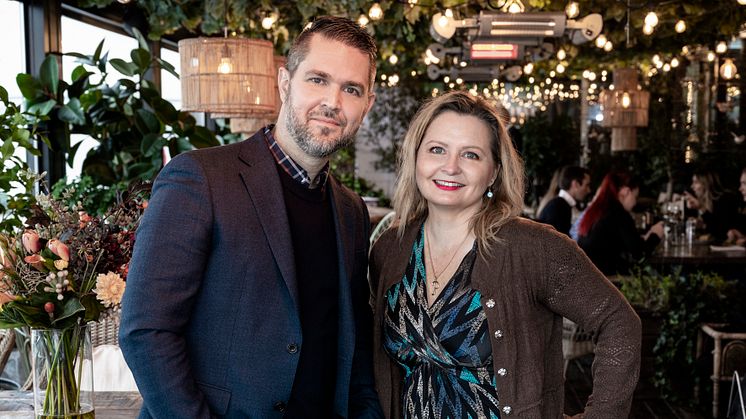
left=161, top=47, right=182, bottom=110
left=61, top=16, right=137, bottom=180
left=0, top=1, right=25, bottom=105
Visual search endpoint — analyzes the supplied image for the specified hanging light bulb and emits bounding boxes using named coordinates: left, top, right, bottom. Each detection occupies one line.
left=671, top=57, right=680, bottom=67
left=707, top=51, right=716, bottom=62
left=621, top=91, right=631, bottom=108
left=505, top=0, right=525, bottom=14
left=565, top=1, right=580, bottom=18
left=523, top=62, right=534, bottom=75
left=388, top=54, right=398, bottom=65
left=739, top=0, right=746, bottom=5
left=261, top=13, right=277, bottom=30
left=643, top=24, right=655, bottom=35
left=556, top=63, right=566, bottom=73
left=595, top=34, right=607, bottom=48
left=217, top=44, right=233, bottom=74
left=368, top=3, right=383, bottom=20
left=675, top=20, right=686, bottom=33
left=644, top=11, right=659, bottom=27
left=716, top=41, right=728, bottom=54
left=604, top=41, right=613, bottom=52
left=557, top=48, right=566, bottom=60
left=720, top=58, right=738, bottom=80
left=663, top=63, right=671, bottom=72
left=357, top=14, right=369, bottom=27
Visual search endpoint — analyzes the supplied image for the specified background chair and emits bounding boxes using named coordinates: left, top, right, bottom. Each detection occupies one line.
left=562, top=317, right=595, bottom=376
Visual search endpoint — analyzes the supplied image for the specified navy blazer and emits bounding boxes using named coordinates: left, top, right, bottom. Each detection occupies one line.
left=120, top=130, right=383, bottom=418
left=537, top=196, right=572, bottom=236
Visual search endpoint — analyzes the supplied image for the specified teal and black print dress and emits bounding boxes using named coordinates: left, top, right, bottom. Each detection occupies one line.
left=382, top=224, right=501, bottom=419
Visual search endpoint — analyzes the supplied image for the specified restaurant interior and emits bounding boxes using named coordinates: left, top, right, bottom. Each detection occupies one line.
left=1, top=0, right=746, bottom=418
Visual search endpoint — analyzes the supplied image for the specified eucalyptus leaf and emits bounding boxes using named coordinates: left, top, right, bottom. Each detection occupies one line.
left=27, top=99, right=56, bottom=116
left=110, top=58, right=137, bottom=77
left=16, top=73, right=43, bottom=100
left=39, top=55, right=60, bottom=96
left=58, top=99, right=86, bottom=125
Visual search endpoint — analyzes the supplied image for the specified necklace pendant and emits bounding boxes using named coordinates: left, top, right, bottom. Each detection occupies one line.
left=431, top=279, right=439, bottom=296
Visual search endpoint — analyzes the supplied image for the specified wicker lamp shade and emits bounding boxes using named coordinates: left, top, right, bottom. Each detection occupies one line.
left=179, top=38, right=276, bottom=115
left=600, top=68, right=650, bottom=152
left=230, top=55, right=286, bottom=133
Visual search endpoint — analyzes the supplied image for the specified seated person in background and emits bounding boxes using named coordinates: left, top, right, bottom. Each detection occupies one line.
left=537, top=166, right=591, bottom=236
left=685, top=170, right=742, bottom=242
left=536, top=168, right=560, bottom=216
left=726, top=167, right=746, bottom=245
left=577, top=171, right=664, bottom=276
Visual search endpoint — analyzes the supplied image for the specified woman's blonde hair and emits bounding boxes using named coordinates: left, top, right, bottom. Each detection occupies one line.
left=694, top=171, right=724, bottom=213
left=392, top=91, right=525, bottom=255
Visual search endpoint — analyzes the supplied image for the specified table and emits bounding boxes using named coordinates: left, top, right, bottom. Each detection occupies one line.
left=0, top=391, right=142, bottom=418
left=650, top=242, right=746, bottom=266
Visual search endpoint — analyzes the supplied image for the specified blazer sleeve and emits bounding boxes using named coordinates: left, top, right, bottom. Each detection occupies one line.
left=119, top=153, right=214, bottom=419
left=538, top=231, right=641, bottom=419
left=348, top=202, right=385, bottom=418
left=538, top=199, right=571, bottom=235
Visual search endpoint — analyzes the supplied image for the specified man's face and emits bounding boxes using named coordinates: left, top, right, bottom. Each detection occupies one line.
left=278, top=35, right=375, bottom=158
left=570, top=174, right=592, bottom=202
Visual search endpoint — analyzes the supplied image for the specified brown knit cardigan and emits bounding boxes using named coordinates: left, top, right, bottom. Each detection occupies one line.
left=369, top=217, right=641, bottom=419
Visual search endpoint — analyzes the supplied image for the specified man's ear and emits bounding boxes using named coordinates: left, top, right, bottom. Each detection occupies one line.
left=278, top=66, right=290, bottom=103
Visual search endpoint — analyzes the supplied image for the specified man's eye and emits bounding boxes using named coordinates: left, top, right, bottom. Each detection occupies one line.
left=309, top=77, right=324, bottom=84
left=344, top=86, right=362, bottom=96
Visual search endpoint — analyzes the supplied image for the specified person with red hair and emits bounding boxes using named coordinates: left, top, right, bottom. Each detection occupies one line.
left=577, top=171, right=664, bottom=275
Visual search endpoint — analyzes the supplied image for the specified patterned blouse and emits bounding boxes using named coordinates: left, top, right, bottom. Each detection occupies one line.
left=382, top=224, right=501, bottom=419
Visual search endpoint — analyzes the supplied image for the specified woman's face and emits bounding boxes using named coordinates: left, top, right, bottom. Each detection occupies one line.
left=691, top=175, right=705, bottom=197
left=415, top=111, right=498, bottom=217
left=618, top=186, right=639, bottom=212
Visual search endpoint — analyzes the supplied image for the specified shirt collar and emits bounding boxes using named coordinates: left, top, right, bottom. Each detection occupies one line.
left=559, top=189, right=577, bottom=208
left=262, top=125, right=329, bottom=189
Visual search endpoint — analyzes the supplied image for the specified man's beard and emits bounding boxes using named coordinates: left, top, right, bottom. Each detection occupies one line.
left=284, top=96, right=359, bottom=159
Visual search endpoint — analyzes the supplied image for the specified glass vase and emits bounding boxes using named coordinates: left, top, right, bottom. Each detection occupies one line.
left=31, top=324, right=95, bottom=418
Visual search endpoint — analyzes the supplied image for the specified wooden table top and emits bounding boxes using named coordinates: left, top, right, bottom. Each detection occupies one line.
left=650, top=242, right=746, bottom=265
left=0, top=391, right=142, bottom=418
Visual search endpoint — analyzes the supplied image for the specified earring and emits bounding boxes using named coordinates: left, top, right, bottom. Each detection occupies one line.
left=486, top=188, right=494, bottom=199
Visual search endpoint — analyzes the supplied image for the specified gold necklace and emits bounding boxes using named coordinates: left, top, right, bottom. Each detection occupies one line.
left=425, top=225, right=471, bottom=297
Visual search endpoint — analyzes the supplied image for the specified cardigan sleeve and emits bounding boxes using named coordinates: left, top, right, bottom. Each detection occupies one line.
left=538, top=230, right=641, bottom=419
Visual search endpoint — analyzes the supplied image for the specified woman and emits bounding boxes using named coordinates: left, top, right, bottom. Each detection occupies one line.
left=577, top=171, right=663, bottom=276
left=369, top=91, right=641, bottom=419
left=684, top=170, right=741, bottom=242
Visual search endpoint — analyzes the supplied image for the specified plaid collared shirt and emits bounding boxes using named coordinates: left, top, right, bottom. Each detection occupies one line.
left=262, top=125, right=329, bottom=189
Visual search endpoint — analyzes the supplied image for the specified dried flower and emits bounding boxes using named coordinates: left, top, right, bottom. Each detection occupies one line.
left=24, top=254, right=45, bottom=271
left=94, top=272, right=126, bottom=308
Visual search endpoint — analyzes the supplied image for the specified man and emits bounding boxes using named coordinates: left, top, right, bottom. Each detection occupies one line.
left=120, top=16, right=383, bottom=418
left=538, top=166, right=591, bottom=236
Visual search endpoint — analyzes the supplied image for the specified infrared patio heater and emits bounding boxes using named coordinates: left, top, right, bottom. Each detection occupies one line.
left=427, top=10, right=603, bottom=82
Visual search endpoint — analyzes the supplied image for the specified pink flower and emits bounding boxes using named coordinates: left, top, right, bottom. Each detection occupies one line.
left=0, top=292, right=14, bottom=307
left=22, top=230, right=41, bottom=253
left=24, top=254, right=45, bottom=271
left=47, top=239, right=70, bottom=262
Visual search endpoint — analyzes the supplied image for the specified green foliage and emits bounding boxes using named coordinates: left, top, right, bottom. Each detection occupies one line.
left=0, top=88, right=47, bottom=233
left=620, top=264, right=676, bottom=313
left=621, top=265, right=734, bottom=404
left=50, top=176, right=130, bottom=217
left=14, top=28, right=218, bottom=211
left=330, top=144, right=390, bottom=207
left=652, top=270, right=732, bottom=404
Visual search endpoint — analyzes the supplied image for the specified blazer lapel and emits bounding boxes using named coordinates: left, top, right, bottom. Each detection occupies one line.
left=237, top=132, right=299, bottom=312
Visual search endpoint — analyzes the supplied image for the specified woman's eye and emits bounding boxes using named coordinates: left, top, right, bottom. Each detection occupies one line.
left=463, top=151, right=479, bottom=160
left=429, top=146, right=445, bottom=154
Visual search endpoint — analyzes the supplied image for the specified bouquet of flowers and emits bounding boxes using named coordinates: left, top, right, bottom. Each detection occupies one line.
left=0, top=174, right=148, bottom=417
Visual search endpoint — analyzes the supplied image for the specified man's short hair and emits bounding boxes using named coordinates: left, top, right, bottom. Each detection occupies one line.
left=286, top=16, right=377, bottom=90
left=559, top=166, right=590, bottom=191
